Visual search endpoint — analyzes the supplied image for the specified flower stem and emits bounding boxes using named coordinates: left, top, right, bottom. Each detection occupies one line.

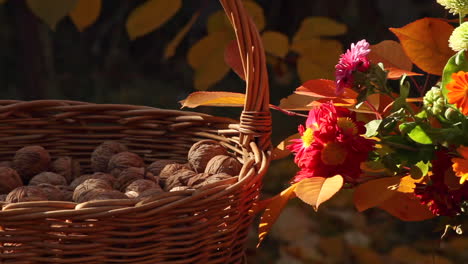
left=364, top=100, right=382, bottom=119
left=269, top=104, right=308, bottom=117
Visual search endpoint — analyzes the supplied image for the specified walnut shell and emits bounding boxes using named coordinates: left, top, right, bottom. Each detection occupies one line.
left=12, top=146, right=51, bottom=183
left=147, top=159, right=181, bottom=176
left=70, top=173, right=115, bottom=189
left=108, top=152, right=144, bottom=177
left=29, top=172, right=67, bottom=186
left=0, top=194, right=7, bottom=201
left=56, top=185, right=74, bottom=201
left=164, top=169, right=197, bottom=191
left=159, top=163, right=190, bottom=187
left=50, top=156, right=81, bottom=183
left=190, top=173, right=234, bottom=189
left=124, top=179, right=158, bottom=198
left=6, top=186, right=48, bottom=203
left=187, top=173, right=211, bottom=188
left=0, top=167, right=23, bottom=194
left=204, top=155, right=242, bottom=176
left=114, top=167, right=155, bottom=192
left=73, top=179, right=113, bottom=202
left=77, top=189, right=128, bottom=203
left=188, top=140, right=228, bottom=172
left=37, top=184, right=65, bottom=201
left=136, top=187, right=164, bottom=199
left=91, top=141, right=128, bottom=172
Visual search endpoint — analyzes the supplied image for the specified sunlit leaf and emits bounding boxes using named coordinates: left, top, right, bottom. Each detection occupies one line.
left=244, top=0, right=265, bottom=31
left=26, top=0, right=78, bottom=30
left=378, top=192, right=435, bottom=221
left=295, top=79, right=357, bottom=103
left=126, top=0, right=181, bottom=40
left=353, top=176, right=401, bottom=212
left=390, top=18, right=455, bottom=75
left=407, top=125, right=433, bottom=144
left=293, top=16, right=347, bottom=43
left=224, top=40, right=245, bottom=80
left=69, top=0, right=101, bottom=31
left=179, top=91, right=245, bottom=108
left=258, top=184, right=297, bottom=247
left=368, top=40, right=422, bottom=79
left=295, top=175, right=344, bottom=211
left=271, top=133, right=300, bottom=160
left=164, top=12, right=199, bottom=59
left=278, top=93, right=315, bottom=111
left=261, top=31, right=289, bottom=58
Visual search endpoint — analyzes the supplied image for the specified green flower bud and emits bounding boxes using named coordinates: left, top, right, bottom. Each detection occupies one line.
left=424, top=87, right=446, bottom=115
left=444, top=107, right=464, bottom=121
left=437, top=0, right=468, bottom=16
left=449, top=22, right=468, bottom=52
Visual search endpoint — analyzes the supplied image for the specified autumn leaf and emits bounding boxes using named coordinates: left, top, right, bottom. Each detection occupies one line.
left=26, top=0, right=78, bottom=30
left=278, top=93, right=315, bottom=111
left=244, top=0, right=265, bottom=31
left=164, top=12, right=199, bottom=60
left=207, top=10, right=231, bottom=34
left=293, top=16, right=347, bottom=43
left=378, top=192, right=435, bottom=221
left=368, top=40, right=423, bottom=79
left=224, top=40, right=245, bottom=80
left=353, top=176, right=401, bottom=212
left=262, top=31, right=289, bottom=58
left=258, top=184, right=297, bottom=247
left=295, top=175, right=344, bottom=211
left=179, top=91, right=245, bottom=108
left=126, top=0, right=181, bottom=40
left=271, top=133, right=300, bottom=160
left=390, top=18, right=455, bottom=75
left=295, top=79, right=357, bottom=105
left=69, top=0, right=101, bottom=32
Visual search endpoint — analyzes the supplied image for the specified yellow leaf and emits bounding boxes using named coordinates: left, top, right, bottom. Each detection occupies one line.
left=293, top=16, right=347, bottom=43
left=164, top=12, right=199, bottom=60
left=179, top=91, right=245, bottom=108
left=26, top=0, right=78, bottom=30
left=187, top=31, right=233, bottom=90
left=258, top=184, right=297, bottom=247
left=262, top=31, right=289, bottom=57
left=126, top=0, right=181, bottom=40
left=271, top=133, right=300, bottom=160
left=69, top=0, right=101, bottom=32
left=206, top=10, right=231, bottom=34
left=295, top=175, right=344, bottom=211
left=244, top=0, right=265, bottom=31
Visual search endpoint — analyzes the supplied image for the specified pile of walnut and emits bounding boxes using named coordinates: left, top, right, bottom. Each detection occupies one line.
left=0, top=140, right=242, bottom=204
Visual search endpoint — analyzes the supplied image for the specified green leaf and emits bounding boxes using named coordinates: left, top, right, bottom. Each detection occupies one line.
left=441, top=51, right=468, bottom=97
left=415, top=160, right=429, bottom=176
left=399, top=122, right=416, bottom=134
left=407, top=125, right=433, bottom=144
left=365, top=119, right=383, bottom=137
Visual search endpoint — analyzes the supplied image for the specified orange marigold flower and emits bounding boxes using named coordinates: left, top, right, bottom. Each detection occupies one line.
left=447, top=71, right=468, bottom=115
left=452, top=146, right=468, bottom=184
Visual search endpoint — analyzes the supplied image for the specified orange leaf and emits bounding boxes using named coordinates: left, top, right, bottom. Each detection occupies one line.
left=295, top=175, right=344, bottom=211
left=390, top=18, right=455, bottom=75
left=278, top=93, right=315, bottom=111
left=353, top=176, right=401, bottom=212
left=368, top=40, right=423, bottom=79
left=69, top=0, right=101, bottom=32
left=180, top=91, right=245, bottom=108
left=378, top=192, right=435, bottom=221
left=224, top=40, right=245, bottom=80
left=258, top=184, right=297, bottom=247
left=271, top=133, right=300, bottom=160
left=295, top=79, right=357, bottom=105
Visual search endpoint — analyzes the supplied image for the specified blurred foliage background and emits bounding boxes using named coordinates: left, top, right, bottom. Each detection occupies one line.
left=0, top=0, right=467, bottom=263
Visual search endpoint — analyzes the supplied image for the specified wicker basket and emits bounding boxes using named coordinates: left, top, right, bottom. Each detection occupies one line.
left=0, top=0, right=271, bottom=263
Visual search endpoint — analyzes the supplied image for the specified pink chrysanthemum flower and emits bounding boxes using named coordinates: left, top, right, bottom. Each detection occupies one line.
left=335, top=39, right=371, bottom=95
left=287, top=102, right=375, bottom=183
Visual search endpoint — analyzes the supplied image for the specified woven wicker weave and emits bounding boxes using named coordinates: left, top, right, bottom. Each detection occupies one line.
left=0, top=0, right=271, bottom=263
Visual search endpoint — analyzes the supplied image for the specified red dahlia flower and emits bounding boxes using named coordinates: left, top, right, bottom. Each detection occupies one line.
left=287, top=102, right=375, bottom=183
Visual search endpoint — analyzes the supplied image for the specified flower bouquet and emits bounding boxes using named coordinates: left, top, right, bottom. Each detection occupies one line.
left=258, top=0, right=468, bottom=244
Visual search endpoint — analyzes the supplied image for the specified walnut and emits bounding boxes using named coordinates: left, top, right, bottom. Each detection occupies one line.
left=56, top=185, right=74, bottom=202
left=12, top=146, right=51, bottom=183
left=73, top=179, right=113, bottom=202
left=159, top=163, right=190, bottom=187
left=108, top=152, right=144, bottom=177
left=147, top=159, right=181, bottom=176
left=77, top=189, right=128, bottom=203
left=164, top=169, right=197, bottom=191
left=0, top=161, right=12, bottom=167
left=124, top=179, right=158, bottom=198
left=204, top=155, right=242, bottom=176
left=6, top=186, right=48, bottom=203
left=0, top=194, right=6, bottom=201
left=0, top=167, right=23, bottom=194
left=36, top=184, right=65, bottom=201
left=114, top=167, right=155, bottom=192
left=136, top=187, right=164, bottom=199
left=69, top=173, right=115, bottom=189
left=188, top=140, right=228, bottom=172
left=50, top=156, right=81, bottom=184
left=91, top=141, right=128, bottom=172
left=29, top=172, right=67, bottom=186
left=190, top=173, right=234, bottom=189
left=187, top=173, right=211, bottom=189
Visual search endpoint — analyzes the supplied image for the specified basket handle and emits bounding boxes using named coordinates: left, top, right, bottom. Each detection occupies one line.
left=219, top=0, right=271, bottom=151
